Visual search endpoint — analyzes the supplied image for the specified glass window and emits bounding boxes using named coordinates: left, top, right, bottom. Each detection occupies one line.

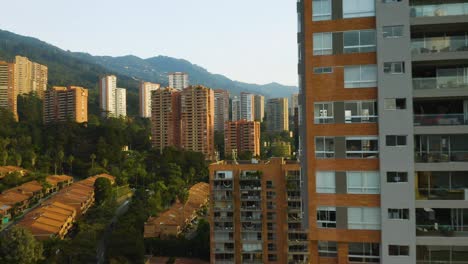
left=389, top=245, right=409, bottom=256
left=344, top=30, right=376, bottom=54
left=343, top=0, right=375, bottom=18
left=384, top=98, right=406, bottom=110
left=314, top=67, right=333, bottom=74
left=315, top=137, right=335, bottom=158
left=384, top=62, right=405, bottom=74
left=386, top=135, right=407, bottom=146
left=348, top=207, right=381, bottom=230
left=383, top=25, right=403, bottom=38
left=318, top=241, right=338, bottom=257
left=313, top=32, right=333, bottom=55
left=387, top=172, right=408, bottom=183
left=383, top=0, right=401, bottom=2
left=388, top=208, right=410, bottom=220
left=314, top=102, right=334, bottom=124
left=317, top=206, right=336, bottom=228
left=316, top=171, right=336, bottom=193
left=345, top=101, right=377, bottom=123
left=346, top=137, right=379, bottom=158
left=312, top=0, right=332, bottom=21
left=344, top=65, right=377, bottom=88
left=349, top=243, right=380, bottom=263
left=347, top=171, right=380, bottom=194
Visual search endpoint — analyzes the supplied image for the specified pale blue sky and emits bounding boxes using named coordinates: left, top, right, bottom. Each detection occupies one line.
left=0, top=0, right=298, bottom=86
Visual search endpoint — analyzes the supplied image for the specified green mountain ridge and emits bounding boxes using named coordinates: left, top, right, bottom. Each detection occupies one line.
left=0, top=29, right=298, bottom=116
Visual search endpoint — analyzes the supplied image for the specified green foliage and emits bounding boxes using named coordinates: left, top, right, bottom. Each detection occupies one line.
left=0, top=226, right=44, bottom=264
left=94, top=177, right=112, bottom=205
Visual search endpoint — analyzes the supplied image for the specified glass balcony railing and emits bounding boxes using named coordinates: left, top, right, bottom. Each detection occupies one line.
left=417, top=187, right=468, bottom=200
left=411, top=35, right=468, bottom=55
left=415, top=151, right=468, bottom=163
left=413, top=77, right=468, bottom=90
left=417, top=224, right=468, bottom=237
left=414, top=114, right=468, bottom=126
left=411, top=3, right=468, bottom=18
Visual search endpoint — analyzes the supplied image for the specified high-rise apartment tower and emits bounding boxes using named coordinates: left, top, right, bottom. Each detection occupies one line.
left=168, top=72, right=189, bottom=90
left=139, top=81, right=160, bottom=118
left=43, top=86, right=88, bottom=124
left=214, top=89, right=230, bottom=132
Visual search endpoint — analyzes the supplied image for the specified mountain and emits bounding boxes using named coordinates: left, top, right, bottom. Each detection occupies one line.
left=0, top=29, right=298, bottom=115
left=72, top=54, right=298, bottom=98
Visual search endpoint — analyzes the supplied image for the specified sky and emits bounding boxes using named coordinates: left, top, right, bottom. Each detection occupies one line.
left=0, top=0, right=298, bottom=86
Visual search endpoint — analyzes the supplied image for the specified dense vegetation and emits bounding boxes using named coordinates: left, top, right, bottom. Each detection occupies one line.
left=0, top=93, right=210, bottom=263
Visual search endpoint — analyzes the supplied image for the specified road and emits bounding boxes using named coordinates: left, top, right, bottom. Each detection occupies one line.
left=96, top=199, right=131, bottom=264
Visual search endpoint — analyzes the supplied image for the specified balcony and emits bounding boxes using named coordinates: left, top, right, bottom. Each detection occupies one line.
left=413, top=77, right=468, bottom=91
left=411, top=34, right=468, bottom=55
left=415, top=151, right=468, bottom=162
left=240, top=171, right=262, bottom=181
left=415, top=135, right=468, bottom=163
left=414, top=114, right=467, bottom=126
left=416, top=208, right=468, bottom=237
left=411, top=3, right=468, bottom=18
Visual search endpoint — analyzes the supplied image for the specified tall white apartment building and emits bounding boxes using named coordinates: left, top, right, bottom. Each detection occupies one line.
left=231, top=96, right=241, bottom=121
left=139, top=81, right=160, bottom=118
left=240, top=92, right=255, bottom=121
left=168, top=72, right=189, bottom=90
left=99, top=75, right=126, bottom=117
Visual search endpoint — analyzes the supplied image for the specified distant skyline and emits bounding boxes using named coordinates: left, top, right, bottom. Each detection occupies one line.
left=0, top=0, right=298, bottom=86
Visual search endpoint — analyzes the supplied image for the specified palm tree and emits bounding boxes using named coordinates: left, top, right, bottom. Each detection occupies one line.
left=90, top=154, right=96, bottom=169
left=1, top=151, right=7, bottom=166
left=67, top=155, right=74, bottom=175
left=14, top=153, right=22, bottom=167
left=30, top=151, right=37, bottom=169
left=57, top=150, right=64, bottom=174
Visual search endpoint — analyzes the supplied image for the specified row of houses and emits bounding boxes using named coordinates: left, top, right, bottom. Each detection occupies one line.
left=0, top=175, right=73, bottom=224
left=16, top=173, right=115, bottom=240
left=0, top=166, right=28, bottom=179
left=144, top=182, right=209, bottom=238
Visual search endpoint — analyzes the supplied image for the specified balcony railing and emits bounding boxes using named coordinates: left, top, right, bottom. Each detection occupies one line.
left=214, top=217, right=233, bottom=222
left=414, top=114, right=467, bottom=126
left=412, top=77, right=468, bottom=90
left=417, top=188, right=468, bottom=200
left=415, top=151, right=468, bottom=163
left=417, top=224, right=468, bottom=237
left=345, top=115, right=378, bottom=124
left=411, top=35, right=468, bottom=55
left=410, top=3, right=468, bottom=18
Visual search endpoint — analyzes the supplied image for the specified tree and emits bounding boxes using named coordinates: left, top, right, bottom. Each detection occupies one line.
left=0, top=226, right=44, bottom=264
left=90, top=153, right=96, bottom=169
left=94, top=177, right=112, bottom=205
left=67, top=155, right=74, bottom=175
left=14, top=152, right=22, bottom=167
left=57, top=150, right=64, bottom=174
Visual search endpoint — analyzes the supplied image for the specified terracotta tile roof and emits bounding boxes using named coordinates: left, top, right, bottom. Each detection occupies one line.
left=46, top=175, right=73, bottom=186
left=144, top=182, right=209, bottom=237
left=16, top=181, right=43, bottom=193
left=0, top=190, right=31, bottom=205
left=0, top=166, right=27, bottom=178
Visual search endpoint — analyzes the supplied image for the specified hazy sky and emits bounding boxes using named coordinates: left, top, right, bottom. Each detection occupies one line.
left=0, top=0, right=298, bottom=86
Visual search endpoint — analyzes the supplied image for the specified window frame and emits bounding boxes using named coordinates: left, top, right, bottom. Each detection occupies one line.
left=313, top=67, right=333, bottom=74
left=344, top=29, right=376, bottom=54
left=315, top=136, right=335, bottom=158
left=312, top=0, right=332, bottom=21
left=348, top=207, right=381, bottom=230
left=349, top=243, right=380, bottom=263
left=318, top=241, right=338, bottom=257
left=343, top=0, right=375, bottom=19
left=384, top=98, right=406, bottom=110
left=344, top=100, right=378, bottom=123
left=383, top=25, right=404, bottom=38
left=386, top=135, right=407, bottom=147
left=346, top=136, right=379, bottom=159
left=384, top=61, right=405, bottom=74
left=347, top=171, right=380, bottom=194
left=316, top=171, right=336, bottom=193
left=317, top=206, right=337, bottom=228
left=313, top=32, right=333, bottom=56
left=344, top=65, right=378, bottom=88
left=388, top=208, right=410, bottom=220
left=314, top=102, right=334, bottom=124
left=387, top=172, right=408, bottom=183
left=389, top=245, right=410, bottom=256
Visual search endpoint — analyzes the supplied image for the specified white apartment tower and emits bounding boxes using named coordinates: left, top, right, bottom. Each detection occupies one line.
left=168, top=72, right=189, bottom=90
left=231, top=96, right=241, bottom=121
left=139, top=81, right=160, bottom=118
left=240, top=92, right=255, bottom=121
left=99, top=75, right=126, bottom=117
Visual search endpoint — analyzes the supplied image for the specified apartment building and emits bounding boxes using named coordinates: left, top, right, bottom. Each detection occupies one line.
left=209, top=158, right=309, bottom=264
left=254, top=94, right=265, bottom=122
left=214, top=89, right=230, bottom=132
left=298, top=0, right=468, bottom=263
left=168, top=72, right=189, bottom=90
left=266, top=98, right=289, bottom=132
left=151, top=87, right=181, bottom=152
left=232, top=96, right=241, bottom=121
left=180, top=85, right=215, bottom=159
left=139, top=81, right=160, bottom=118
left=0, top=61, right=16, bottom=119
left=14, top=56, right=48, bottom=99
left=240, top=92, right=255, bottom=121
left=290, top=93, right=299, bottom=117
left=99, top=75, right=126, bottom=117
left=43, top=86, right=88, bottom=124
left=224, top=120, right=261, bottom=158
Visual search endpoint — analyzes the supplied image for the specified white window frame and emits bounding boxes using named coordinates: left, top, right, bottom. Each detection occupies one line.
left=343, top=0, right=375, bottom=19
left=348, top=207, right=381, bottom=230
left=388, top=208, right=410, bottom=220
left=344, top=65, right=377, bottom=88
left=346, top=136, right=379, bottom=159
left=313, top=67, right=333, bottom=74
left=314, top=102, right=334, bottom=124
left=387, top=172, right=408, bottom=183
left=344, top=100, right=378, bottom=123
left=347, top=171, right=380, bottom=194
left=389, top=245, right=410, bottom=256
left=312, top=0, right=332, bottom=21
left=318, top=241, right=338, bottom=257
left=313, top=32, right=333, bottom=56
left=317, top=206, right=336, bottom=228
left=315, top=136, right=335, bottom=158
left=384, top=61, right=405, bottom=74
left=316, top=171, right=336, bottom=193
left=383, top=25, right=403, bottom=38
left=344, top=30, right=376, bottom=54
left=349, top=243, right=381, bottom=263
